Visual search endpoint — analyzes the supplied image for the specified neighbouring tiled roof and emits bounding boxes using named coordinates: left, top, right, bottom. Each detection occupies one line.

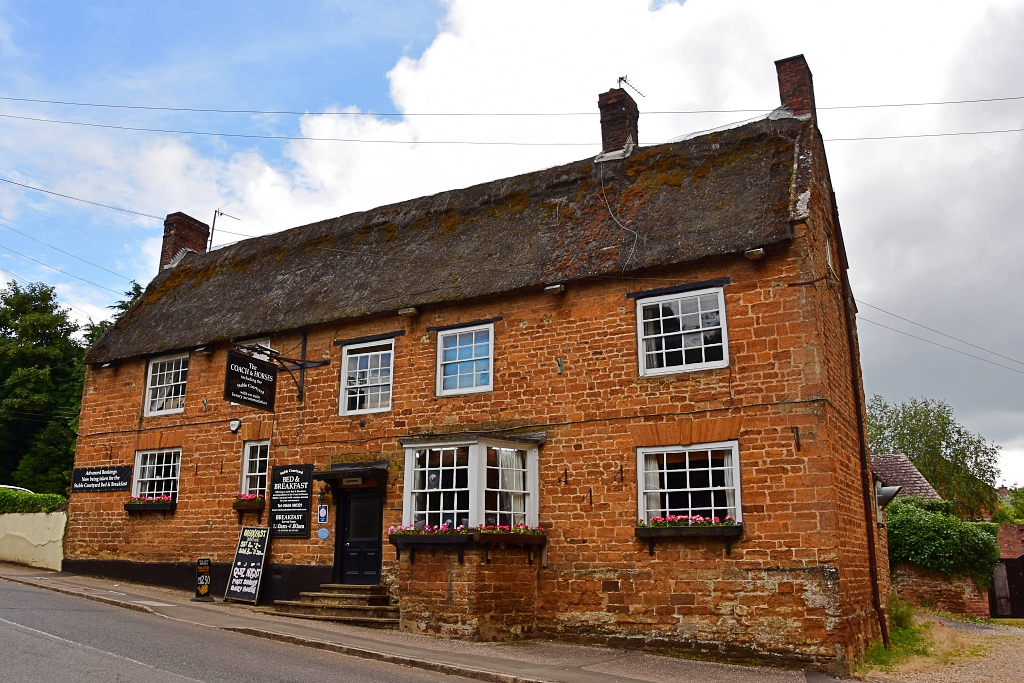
left=871, top=453, right=942, bottom=500
left=87, top=114, right=814, bottom=364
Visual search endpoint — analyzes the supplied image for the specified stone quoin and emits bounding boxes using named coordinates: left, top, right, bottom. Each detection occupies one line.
left=67, top=54, right=888, bottom=673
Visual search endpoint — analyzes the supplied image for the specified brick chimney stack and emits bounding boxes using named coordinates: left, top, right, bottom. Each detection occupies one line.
left=775, top=54, right=816, bottom=118
left=598, top=88, right=639, bottom=153
left=159, top=212, right=210, bottom=269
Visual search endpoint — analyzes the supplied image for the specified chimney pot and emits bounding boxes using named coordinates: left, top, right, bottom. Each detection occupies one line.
left=774, top=54, right=816, bottom=118
left=597, top=88, right=639, bottom=154
left=159, top=212, right=210, bottom=269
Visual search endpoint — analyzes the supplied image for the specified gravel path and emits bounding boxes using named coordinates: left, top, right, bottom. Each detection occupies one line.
left=868, top=620, right=1024, bottom=683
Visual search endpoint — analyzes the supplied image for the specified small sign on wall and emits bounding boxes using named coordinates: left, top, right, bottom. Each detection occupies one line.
left=269, top=464, right=313, bottom=538
left=71, top=466, right=132, bottom=492
left=318, top=504, right=328, bottom=524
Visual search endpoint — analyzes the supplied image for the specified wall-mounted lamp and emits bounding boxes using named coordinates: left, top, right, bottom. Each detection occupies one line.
left=544, top=284, right=565, bottom=294
left=194, top=345, right=214, bottom=355
left=744, top=248, right=765, bottom=261
left=100, top=360, right=119, bottom=369
left=875, top=482, right=902, bottom=527
left=398, top=307, right=418, bottom=316
left=318, top=485, right=330, bottom=503
left=228, top=419, right=242, bottom=434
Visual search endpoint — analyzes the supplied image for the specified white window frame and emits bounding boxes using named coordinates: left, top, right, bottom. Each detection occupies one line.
left=241, top=440, right=270, bottom=496
left=402, top=439, right=539, bottom=528
left=339, top=339, right=395, bottom=415
left=636, top=287, right=729, bottom=377
left=636, top=440, right=742, bottom=524
left=132, top=449, right=182, bottom=499
left=143, top=353, right=190, bottom=416
left=435, top=323, right=494, bottom=396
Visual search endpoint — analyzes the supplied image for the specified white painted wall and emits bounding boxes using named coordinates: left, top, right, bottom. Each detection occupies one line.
left=0, top=512, right=66, bottom=570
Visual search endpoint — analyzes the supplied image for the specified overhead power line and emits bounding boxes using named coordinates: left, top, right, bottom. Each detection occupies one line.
left=0, top=221, right=135, bottom=282
left=858, top=300, right=1024, bottom=367
left=0, top=243, right=122, bottom=294
left=0, top=113, right=599, bottom=146
left=0, top=177, right=162, bottom=220
left=2, top=93, right=1023, bottom=116
left=857, top=316, right=1024, bottom=375
left=3, top=112, right=1023, bottom=146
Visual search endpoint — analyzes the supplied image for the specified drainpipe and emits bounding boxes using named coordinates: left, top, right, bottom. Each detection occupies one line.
left=834, top=198, right=890, bottom=647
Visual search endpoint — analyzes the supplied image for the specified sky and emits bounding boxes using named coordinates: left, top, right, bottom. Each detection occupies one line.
left=1, top=0, right=1023, bottom=485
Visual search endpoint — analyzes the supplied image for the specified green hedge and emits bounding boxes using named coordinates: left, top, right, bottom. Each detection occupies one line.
left=0, top=489, right=67, bottom=514
left=886, top=497, right=1000, bottom=588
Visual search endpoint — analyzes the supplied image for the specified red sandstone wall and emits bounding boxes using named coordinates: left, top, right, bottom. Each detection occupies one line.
left=68, top=151, right=880, bottom=667
left=894, top=563, right=990, bottom=618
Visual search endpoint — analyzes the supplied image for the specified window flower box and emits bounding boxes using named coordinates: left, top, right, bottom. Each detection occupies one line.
left=635, top=522, right=743, bottom=555
left=124, top=496, right=177, bottom=517
left=388, top=530, right=472, bottom=564
left=471, top=526, right=547, bottom=565
left=232, top=495, right=266, bottom=523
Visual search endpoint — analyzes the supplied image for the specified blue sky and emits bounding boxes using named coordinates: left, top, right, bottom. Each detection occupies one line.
left=2, top=0, right=1024, bottom=484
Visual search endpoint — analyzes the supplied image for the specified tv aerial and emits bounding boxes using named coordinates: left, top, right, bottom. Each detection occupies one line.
left=617, top=76, right=645, bottom=98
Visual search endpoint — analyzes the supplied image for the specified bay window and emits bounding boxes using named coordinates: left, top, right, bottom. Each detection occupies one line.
left=402, top=439, right=538, bottom=529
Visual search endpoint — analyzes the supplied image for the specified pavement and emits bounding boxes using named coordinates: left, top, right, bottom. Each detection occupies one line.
left=0, top=561, right=848, bottom=683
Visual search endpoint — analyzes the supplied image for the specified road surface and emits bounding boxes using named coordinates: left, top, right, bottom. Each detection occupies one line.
left=0, top=578, right=464, bottom=683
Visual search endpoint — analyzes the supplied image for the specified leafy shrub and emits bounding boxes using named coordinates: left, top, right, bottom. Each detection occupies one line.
left=889, top=593, right=915, bottom=630
left=896, top=496, right=955, bottom=515
left=886, top=497, right=1000, bottom=588
left=0, top=489, right=67, bottom=514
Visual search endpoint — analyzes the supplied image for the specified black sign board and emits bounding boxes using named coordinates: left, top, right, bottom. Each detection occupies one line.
left=193, top=558, right=214, bottom=602
left=224, top=350, right=277, bottom=412
left=224, top=527, right=270, bottom=603
left=71, top=466, right=132, bottom=492
left=270, top=464, right=313, bottom=538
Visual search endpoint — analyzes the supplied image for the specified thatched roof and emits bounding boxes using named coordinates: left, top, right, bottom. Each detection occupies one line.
left=87, top=115, right=814, bottom=364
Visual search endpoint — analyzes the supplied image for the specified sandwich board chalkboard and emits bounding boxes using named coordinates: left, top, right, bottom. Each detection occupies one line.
left=224, top=526, right=270, bottom=603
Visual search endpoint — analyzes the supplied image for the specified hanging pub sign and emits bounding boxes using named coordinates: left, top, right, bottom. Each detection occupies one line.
left=269, top=464, right=313, bottom=538
left=71, top=466, right=132, bottom=492
left=224, top=350, right=277, bottom=412
left=224, top=526, right=270, bottom=603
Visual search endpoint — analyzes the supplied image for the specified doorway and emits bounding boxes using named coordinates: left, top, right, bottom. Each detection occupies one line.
left=333, top=488, right=383, bottom=585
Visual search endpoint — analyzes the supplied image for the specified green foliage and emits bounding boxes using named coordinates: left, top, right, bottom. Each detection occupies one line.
left=0, top=488, right=67, bottom=513
left=1006, top=487, right=1024, bottom=521
left=886, top=497, right=1000, bottom=588
left=0, top=280, right=140, bottom=495
left=868, top=395, right=1000, bottom=518
left=0, top=282, right=85, bottom=494
left=888, top=593, right=915, bottom=630
left=990, top=502, right=1020, bottom=524
left=862, top=595, right=929, bottom=669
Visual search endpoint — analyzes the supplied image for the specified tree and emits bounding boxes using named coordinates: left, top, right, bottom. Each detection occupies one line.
left=0, top=281, right=84, bottom=493
left=867, top=395, right=1000, bottom=518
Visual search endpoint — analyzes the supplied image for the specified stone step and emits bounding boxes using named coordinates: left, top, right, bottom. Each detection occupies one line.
left=318, top=583, right=389, bottom=596
left=297, top=591, right=391, bottom=606
left=272, top=600, right=400, bottom=622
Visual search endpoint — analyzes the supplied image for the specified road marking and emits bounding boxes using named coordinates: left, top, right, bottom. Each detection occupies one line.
left=133, top=600, right=176, bottom=607
left=0, top=616, right=207, bottom=682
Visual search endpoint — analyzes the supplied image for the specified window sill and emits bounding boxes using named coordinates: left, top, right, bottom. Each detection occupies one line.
left=389, top=533, right=471, bottom=563
left=634, top=524, right=742, bottom=555
left=471, top=531, right=547, bottom=564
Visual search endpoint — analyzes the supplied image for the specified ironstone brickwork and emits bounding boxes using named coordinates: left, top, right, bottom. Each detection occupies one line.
left=66, top=55, right=887, bottom=672
left=893, top=562, right=990, bottom=618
